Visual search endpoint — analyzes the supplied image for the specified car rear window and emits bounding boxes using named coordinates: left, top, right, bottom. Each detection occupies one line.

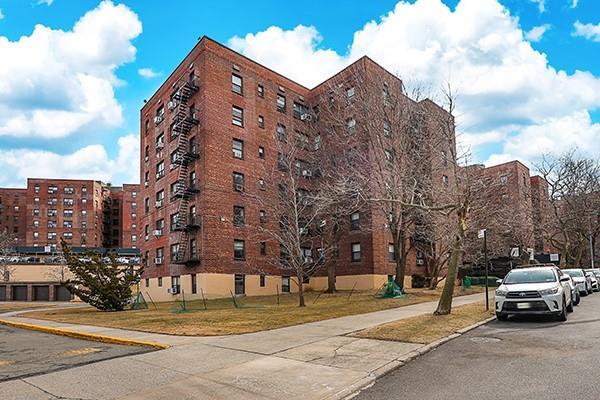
left=504, top=269, right=557, bottom=284
left=564, top=270, right=584, bottom=278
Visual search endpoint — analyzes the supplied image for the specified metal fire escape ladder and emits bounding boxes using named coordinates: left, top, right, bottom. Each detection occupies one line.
left=170, top=74, right=200, bottom=265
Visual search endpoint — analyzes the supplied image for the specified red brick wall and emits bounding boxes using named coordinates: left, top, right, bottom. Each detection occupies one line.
left=0, top=188, right=27, bottom=245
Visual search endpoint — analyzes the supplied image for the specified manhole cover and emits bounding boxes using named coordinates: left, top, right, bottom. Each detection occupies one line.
left=470, top=336, right=502, bottom=343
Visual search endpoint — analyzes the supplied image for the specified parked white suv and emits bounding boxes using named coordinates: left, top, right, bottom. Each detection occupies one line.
left=563, top=269, right=589, bottom=296
left=495, top=267, right=573, bottom=321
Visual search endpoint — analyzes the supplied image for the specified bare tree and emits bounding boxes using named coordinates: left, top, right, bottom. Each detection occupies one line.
left=535, top=151, right=600, bottom=267
left=0, top=232, right=16, bottom=282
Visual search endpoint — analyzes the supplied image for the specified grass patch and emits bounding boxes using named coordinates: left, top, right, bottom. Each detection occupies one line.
left=352, top=300, right=494, bottom=344
left=24, top=286, right=485, bottom=336
left=0, top=303, right=55, bottom=312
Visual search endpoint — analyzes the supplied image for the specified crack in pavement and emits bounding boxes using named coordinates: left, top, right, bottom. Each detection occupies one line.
left=21, top=379, right=96, bottom=400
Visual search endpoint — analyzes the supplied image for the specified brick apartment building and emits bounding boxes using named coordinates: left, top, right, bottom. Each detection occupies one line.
left=463, top=160, right=551, bottom=267
left=0, top=179, right=139, bottom=250
left=0, top=188, right=27, bottom=246
left=139, top=36, right=455, bottom=301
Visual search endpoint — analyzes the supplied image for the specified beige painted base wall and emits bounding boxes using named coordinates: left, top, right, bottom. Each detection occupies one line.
left=139, top=273, right=414, bottom=303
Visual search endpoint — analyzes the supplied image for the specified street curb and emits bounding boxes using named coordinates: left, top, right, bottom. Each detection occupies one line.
left=0, top=319, right=170, bottom=350
left=341, top=315, right=496, bottom=399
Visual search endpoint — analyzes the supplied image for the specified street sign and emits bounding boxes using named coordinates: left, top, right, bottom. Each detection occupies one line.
left=550, top=253, right=559, bottom=262
left=510, top=247, right=520, bottom=257
left=527, top=248, right=534, bottom=261
left=478, top=229, right=486, bottom=239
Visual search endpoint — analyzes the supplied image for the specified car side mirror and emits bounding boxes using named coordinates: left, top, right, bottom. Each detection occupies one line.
left=560, top=276, right=570, bottom=282
left=496, top=279, right=503, bottom=285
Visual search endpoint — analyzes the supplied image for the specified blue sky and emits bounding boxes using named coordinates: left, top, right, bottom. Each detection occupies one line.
left=0, top=0, right=598, bottom=187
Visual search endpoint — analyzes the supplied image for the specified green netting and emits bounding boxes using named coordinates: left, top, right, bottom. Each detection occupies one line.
left=376, top=280, right=406, bottom=299
left=130, top=291, right=148, bottom=310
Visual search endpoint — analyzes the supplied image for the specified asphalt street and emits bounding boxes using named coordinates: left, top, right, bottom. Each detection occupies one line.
left=355, top=291, right=600, bottom=400
left=0, top=325, right=153, bottom=382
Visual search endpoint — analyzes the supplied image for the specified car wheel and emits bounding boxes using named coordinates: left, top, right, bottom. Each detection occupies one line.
left=574, top=292, right=581, bottom=305
left=557, top=297, right=568, bottom=322
left=567, top=297, right=574, bottom=312
left=496, top=312, right=508, bottom=321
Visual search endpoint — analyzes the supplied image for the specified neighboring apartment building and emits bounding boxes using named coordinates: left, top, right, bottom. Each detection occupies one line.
left=0, top=188, right=27, bottom=245
left=139, top=36, right=456, bottom=301
left=0, top=179, right=139, bottom=250
left=530, top=175, right=552, bottom=254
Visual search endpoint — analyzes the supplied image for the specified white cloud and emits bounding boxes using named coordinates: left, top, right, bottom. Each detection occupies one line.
left=229, top=0, right=600, bottom=166
left=228, top=25, right=346, bottom=88
left=37, top=0, right=54, bottom=6
left=0, top=135, right=139, bottom=187
left=573, top=20, right=600, bottom=42
left=0, top=9, right=4, bottom=20
left=0, top=0, right=142, bottom=139
left=571, top=0, right=579, bottom=8
left=138, top=67, right=161, bottom=79
left=525, top=24, right=551, bottom=42
left=529, top=0, right=546, bottom=13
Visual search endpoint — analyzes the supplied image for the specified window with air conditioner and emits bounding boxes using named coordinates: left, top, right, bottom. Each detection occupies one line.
left=233, top=206, right=245, bottom=226
left=232, top=139, right=244, bottom=159
left=232, top=172, right=244, bottom=192
left=276, top=94, right=286, bottom=112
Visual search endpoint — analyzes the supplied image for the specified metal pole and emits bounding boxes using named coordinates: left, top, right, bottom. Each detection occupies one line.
left=590, top=234, right=595, bottom=269
left=484, top=230, right=489, bottom=311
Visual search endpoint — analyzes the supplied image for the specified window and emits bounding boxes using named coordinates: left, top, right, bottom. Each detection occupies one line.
left=276, top=94, right=286, bottom=112
left=63, top=198, right=74, bottom=206
left=33, top=197, right=39, bottom=204
left=156, top=190, right=165, bottom=207
left=231, top=74, right=243, bottom=94
left=47, top=232, right=57, bottom=240
left=144, top=171, right=150, bottom=185
left=350, top=212, right=360, bottom=230
left=258, top=178, right=265, bottom=191
left=442, top=175, right=449, bottom=185
left=258, top=115, right=264, bottom=128
left=33, top=220, right=39, bottom=227
left=144, top=198, right=150, bottom=213
left=258, top=146, right=265, bottom=159
left=500, top=175, right=508, bottom=185
left=63, top=221, right=72, bottom=228
left=260, top=274, right=266, bottom=287
left=293, top=101, right=308, bottom=119
left=48, top=209, right=57, bottom=217
left=383, top=120, right=391, bottom=137
left=170, top=213, right=179, bottom=231
left=234, top=240, right=245, bottom=260
left=259, top=209, right=266, bottom=223
left=295, top=159, right=309, bottom=176
left=81, top=210, right=87, bottom=217
left=295, top=131, right=310, bottom=150
left=384, top=149, right=394, bottom=162
left=190, top=239, right=197, bottom=259
left=62, top=232, right=73, bottom=240
left=48, top=185, right=58, bottom=194
left=48, top=198, right=57, bottom=205
left=158, top=277, right=163, bottom=287
left=33, top=232, right=39, bottom=238
left=276, top=124, right=287, bottom=141
left=346, top=118, right=356, bottom=134
left=145, top=278, right=150, bottom=288
left=232, top=106, right=244, bottom=127
left=33, top=209, right=40, bottom=216
left=233, top=172, right=244, bottom=192
left=82, top=198, right=87, bottom=205
left=64, top=187, right=74, bottom=195
left=257, top=84, right=264, bottom=97
left=282, top=276, right=290, bottom=293
left=170, top=243, right=180, bottom=261
left=233, top=206, right=245, bottom=226
left=232, top=139, right=244, bottom=159
left=34, top=184, right=40, bottom=194
left=145, top=225, right=150, bottom=240
left=314, top=135, right=321, bottom=150
left=388, top=243, right=396, bottom=261
left=351, top=242, right=361, bottom=262
left=346, top=86, right=355, bottom=100
left=278, top=153, right=289, bottom=171
left=156, top=161, right=165, bottom=180
left=191, top=273, right=197, bottom=294
left=441, top=150, right=448, bottom=166
left=260, top=241, right=267, bottom=256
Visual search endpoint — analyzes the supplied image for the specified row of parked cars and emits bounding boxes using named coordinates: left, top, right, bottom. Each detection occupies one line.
left=495, top=264, right=600, bottom=321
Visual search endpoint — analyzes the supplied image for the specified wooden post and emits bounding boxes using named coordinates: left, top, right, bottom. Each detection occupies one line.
left=200, top=288, right=207, bottom=310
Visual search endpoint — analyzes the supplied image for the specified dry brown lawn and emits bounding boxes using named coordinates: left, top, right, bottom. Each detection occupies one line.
left=24, top=286, right=485, bottom=336
left=0, top=303, right=55, bottom=312
left=352, top=300, right=494, bottom=344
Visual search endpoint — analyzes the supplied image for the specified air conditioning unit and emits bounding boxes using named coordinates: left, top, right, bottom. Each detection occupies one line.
left=144, top=181, right=149, bottom=188
left=154, top=257, right=163, bottom=264
left=155, top=141, right=165, bottom=150
left=234, top=183, right=244, bottom=192
left=155, top=200, right=163, bottom=208
left=167, top=100, right=177, bottom=110
left=153, top=229, right=163, bottom=237
left=167, top=287, right=179, bottom=294
left=300, top=113, right=312, bottom=121
left=416, top=259, right=424, bottom=266
left=302, top=170, right=312, bottom=177
left=319, top=219, right=327, bottom=227
left=154, top=115, right=163, bottom=124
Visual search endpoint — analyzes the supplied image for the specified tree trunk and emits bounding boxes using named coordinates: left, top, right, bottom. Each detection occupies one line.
left=394, top=229, right=407, bottom=291
left=325, top=263, right=336, bottom=293
left=297, top=273, right=306, bottom=307
left=435, top=214, right=465, bottom=315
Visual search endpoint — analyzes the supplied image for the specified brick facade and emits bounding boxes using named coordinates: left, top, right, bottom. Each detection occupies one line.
left=0, top=188, right=27, bottom=245
left=139, top=36, right=455, bottom=296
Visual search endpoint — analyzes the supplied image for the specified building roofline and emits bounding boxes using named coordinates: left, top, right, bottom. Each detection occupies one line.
left=484, top=159, right=531, bottom=172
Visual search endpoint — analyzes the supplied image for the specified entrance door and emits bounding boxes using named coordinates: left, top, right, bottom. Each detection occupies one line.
left=56, top=285, right=73, bottom=301
left=0, top=286, right=6, bottom=301
left=234, top=274, right=245, bottom=295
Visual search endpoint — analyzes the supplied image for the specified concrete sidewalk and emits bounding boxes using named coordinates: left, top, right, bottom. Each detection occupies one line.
left=1, top=292, right=488, bottom=400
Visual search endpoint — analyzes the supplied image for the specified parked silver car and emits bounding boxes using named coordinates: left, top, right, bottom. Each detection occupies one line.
left=563, top=269, right=590, bottom=296
left=585, top=270, right=600, bottom=292
left=495, top=267, right=573, bottom=321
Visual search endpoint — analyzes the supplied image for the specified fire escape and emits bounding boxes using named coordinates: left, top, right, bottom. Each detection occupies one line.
left=169, top=73, right=201, bottom=266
